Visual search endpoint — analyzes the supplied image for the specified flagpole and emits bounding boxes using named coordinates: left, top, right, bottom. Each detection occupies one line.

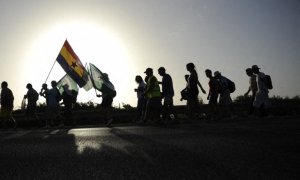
left=44, top=59, right=57, bottom=83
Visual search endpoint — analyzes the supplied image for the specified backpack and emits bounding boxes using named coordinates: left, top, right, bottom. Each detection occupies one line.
left=110, top=90, right=117, bottom=98
left=55, top=89, right=62, bottom=102
left=33, top=89, right=39, bottom=102
left=262, top=74, right=273, bottom=89
left=227, top=78, right=236, bottom=93
left=180, top=88, right=188, bottom=100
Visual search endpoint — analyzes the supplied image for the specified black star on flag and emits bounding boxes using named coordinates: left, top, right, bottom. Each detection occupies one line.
left=71, top=62, right=77, bottom=68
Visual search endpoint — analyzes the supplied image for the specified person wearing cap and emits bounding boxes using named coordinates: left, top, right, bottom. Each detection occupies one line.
left=244, top=68, right=258, bottom=115
left=158, top=67, right=176, bottom=123
left=251, top=65, right=271, bottom=117
left=185, top=63, right=206, bottom=120
left=0, top=81, right=17, bottom=128
left=142, top=67, right=162, bottom=124
left=24, top=83, right=40, bottom=125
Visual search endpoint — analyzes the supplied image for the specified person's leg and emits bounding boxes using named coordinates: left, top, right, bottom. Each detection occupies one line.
left=9, top=110, right=17, bottom=128
left=208, top=94, right=219, bottom=120
left=153, top=97, right=163, bottom=124
left=166, top=96, right=175, bottom=119
left=135, top=99, right=143, bottom=122
left=142, top=99, right=150, bottom=123
left=248, top=94, right=256, bottom=115
left=187, top=99, right=193, bottom=119
left=33, top=105, right=40, bottom=126
left=61, top=104, right=71, bottom=126
left=1, top=108, right=17, bottom=128
left=188, top=97, right=199, bottom=120
left=105, top=107, right=114, bottom=127
left=0, top=107, right=5, bottom=128
left=48, top=108, right=56, bottom=126
left=0, top=108, right=7, bottom=128
left=45, top=107, right=50, bottom=127
left=105, top=97, right=114, bottom=127
left=27, top=105, right=38, bottom=126
left=160, top=99, right=168, bottom=121
left=259, top=104, right=267, bottom=117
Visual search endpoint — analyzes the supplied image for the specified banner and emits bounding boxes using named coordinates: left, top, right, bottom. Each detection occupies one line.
left=56, top=40, right=89, bottom=87
left=89, top=63, right=116, bottom=97
left=83, top=63, right=93, bottom=91
left=57, top=74, right=79, bottom=95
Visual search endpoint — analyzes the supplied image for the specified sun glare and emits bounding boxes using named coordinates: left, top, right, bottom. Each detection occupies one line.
left=24, top=20, right=134, bottom=106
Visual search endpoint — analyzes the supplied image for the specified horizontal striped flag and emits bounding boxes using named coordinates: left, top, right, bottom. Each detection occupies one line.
left=56, top=40, right=89, bottom=87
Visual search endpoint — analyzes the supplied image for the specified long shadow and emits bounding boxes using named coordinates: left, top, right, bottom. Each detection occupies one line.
left=106, top=127, right=236, bottom=180
left=0, top=124, right=298, bottom=180
left=0, top=128, right=79, bottom=179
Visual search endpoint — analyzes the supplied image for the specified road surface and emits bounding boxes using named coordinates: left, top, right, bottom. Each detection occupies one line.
left=0, top=117, right=299, bottom=180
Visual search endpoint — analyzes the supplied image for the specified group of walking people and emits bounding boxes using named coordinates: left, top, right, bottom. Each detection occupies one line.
left=0, top=63, right=272, bottom=128
left=0, top=80, right=78, bottom=128
left=134, top=63, right=272, bottom=124
left=134, top=66, right=176, bottom=125
left=0, top=71, right=116, bottom=128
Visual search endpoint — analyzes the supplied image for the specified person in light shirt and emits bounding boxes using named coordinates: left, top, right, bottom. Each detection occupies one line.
left=244, top=68, right=258, bottom=115
left=251, top=65, right=271, bottom=117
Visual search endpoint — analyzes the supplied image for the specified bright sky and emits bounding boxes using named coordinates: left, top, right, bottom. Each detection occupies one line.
left=0, top=0, right=299, bottom=109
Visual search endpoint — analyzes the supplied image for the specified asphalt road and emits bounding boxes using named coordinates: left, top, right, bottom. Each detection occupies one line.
left=0, top=117, right=299, bottom=180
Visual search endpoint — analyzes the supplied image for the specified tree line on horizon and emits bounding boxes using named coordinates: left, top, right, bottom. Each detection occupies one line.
left=14, top=94, right=300, bottom=111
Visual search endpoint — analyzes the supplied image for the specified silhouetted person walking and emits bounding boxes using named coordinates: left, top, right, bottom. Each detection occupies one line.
left=39, top=83, right=50, bottom=127
left=134, top=75, right=146, bottom=122
left=251, top=65, right=271, bottom=117
left=205, top=69, right=220, bottom=120
left=158, top=67, right=176, bottom=123
left=244, top=68, right=258, bottom=115
left=180, top=75, right=190, bottom=101
left=45, top=81, right=61, bottom=128
left=24, top=83, right=40, bottom=126
left=40, top=83, right=49, bottom=103
left=142, top=68, right=162, bottom=124
left=186, top=63, right=206, bottom=120
left=214, top=71, right=234, bottom=118
left=97, top=73, right=116, bottom=127
left=0, top=81, right=17, bottom=128
left=61, top=84, right=75, bottom=126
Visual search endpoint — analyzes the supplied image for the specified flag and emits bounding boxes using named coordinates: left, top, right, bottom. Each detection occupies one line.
left=89, top=63, right=104, bottom=91
left=89, top=63, right=116, bottom=97
left=56, top=40, right=89, bottom=87
left=57, top=74, right=79, bottom=95
left=82, top=63, right=93, bottom=92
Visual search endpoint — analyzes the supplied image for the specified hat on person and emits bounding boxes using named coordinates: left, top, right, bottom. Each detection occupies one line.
left=214, top=71, right=221, bottom=76
left=251, top=65, right=260, bottom=70
left=144, top=68, right=153, bottom=73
